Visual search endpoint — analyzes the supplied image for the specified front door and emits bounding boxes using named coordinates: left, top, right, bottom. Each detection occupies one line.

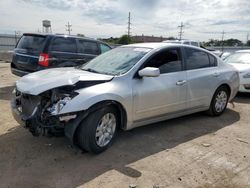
left=132, top=48, right=188, bottom=121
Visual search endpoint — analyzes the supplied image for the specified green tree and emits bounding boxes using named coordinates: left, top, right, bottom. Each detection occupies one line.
left=77, top=33, right=85, bottom=37
left=118, top=35, right=133, bottom=44
left=246, top=40, right=250, bottom=46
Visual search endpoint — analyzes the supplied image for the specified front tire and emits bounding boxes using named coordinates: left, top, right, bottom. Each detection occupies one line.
left=77, top=106, right=118, bottom=154
left=207, top=86, right=229, bottom=116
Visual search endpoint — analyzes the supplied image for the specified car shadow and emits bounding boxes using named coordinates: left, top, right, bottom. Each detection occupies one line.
left=0, top=108, right=240, bottom=188
left=0, top=85, right=14, bottom=101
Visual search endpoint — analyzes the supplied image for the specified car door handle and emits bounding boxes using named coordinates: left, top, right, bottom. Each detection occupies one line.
left=176, top=80, right=187, bottom=86
left=213, top=72, right=220, bottom=77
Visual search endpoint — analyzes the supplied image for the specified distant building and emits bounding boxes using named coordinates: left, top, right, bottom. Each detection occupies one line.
left=132, top=35, right=168, bottom=43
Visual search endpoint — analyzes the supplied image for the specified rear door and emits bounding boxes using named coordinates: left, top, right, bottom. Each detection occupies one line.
left=76, top=39, right=100, bottom=64
left=12, top=34, right=47, bottom=72
left=48, top=37, right=79, bottom=67
left=184, top=47, right=219, bottom=109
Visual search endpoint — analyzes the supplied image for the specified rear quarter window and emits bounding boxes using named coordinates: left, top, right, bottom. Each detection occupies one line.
left=17, top=35, right=46, bottom=51
left=50, top=37, right=77, bottom=53
left=208, top=54, right=217, bottom=66
left=100, top=43, right=111, bottom=53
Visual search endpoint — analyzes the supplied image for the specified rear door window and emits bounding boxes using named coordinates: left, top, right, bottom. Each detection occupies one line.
left=17, top=35, right=46, bottom=53
left=77, top=40, right=99, bottom=55
left=50, top=37, right=77, bottom=53
left=185, top=48, right=210, bottom=70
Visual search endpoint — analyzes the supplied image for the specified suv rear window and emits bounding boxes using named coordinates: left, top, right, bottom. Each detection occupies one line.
left=50, top=37, right=77, bottom=53
left=17, top=35, right=46, bottom=51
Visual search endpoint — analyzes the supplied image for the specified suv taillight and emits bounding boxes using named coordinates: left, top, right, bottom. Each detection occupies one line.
left=38, top=53, right=49, bottom=67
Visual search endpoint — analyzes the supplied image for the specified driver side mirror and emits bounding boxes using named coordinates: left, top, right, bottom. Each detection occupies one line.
left=138, top=67, right=160, bottom=77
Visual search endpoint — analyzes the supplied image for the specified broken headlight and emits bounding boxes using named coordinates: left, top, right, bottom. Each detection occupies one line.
left=47, top=96, right=72, bottom=115
left=46, top=89, right=78, bottom=116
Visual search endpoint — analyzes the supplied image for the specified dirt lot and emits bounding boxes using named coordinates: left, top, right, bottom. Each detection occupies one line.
left=0, top=62, right=250, bottom=188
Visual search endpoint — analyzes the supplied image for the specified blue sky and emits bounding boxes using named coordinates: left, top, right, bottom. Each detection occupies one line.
left=0, top=0, right=249, bottom=41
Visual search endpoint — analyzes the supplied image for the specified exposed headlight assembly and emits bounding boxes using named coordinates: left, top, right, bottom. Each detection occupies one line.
left=46, top=88, right=79, bottom=116
left=47, top=96, right=72, bottom=115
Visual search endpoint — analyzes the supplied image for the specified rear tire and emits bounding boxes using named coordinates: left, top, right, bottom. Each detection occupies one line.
left=207, top=86, right=229, bottom=116
left=77, top=106, right=118, bottom=154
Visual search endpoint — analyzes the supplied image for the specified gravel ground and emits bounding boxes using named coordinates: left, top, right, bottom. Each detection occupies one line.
left=0, top=62, right=250, bottom=188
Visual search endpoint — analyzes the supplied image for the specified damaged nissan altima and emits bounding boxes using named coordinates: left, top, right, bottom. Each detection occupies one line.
left=11, top=43, right=239, bottom=153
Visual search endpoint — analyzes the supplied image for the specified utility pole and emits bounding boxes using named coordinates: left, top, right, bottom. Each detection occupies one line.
left=127, top=12, right=131, bottom=38
left=221, top=30, right=225, bottom=52
left=178, top=22, right=184, bottom=40
left=14, top=31, right=20, bottom=45
left=247, top=33, right=249, bottom=44
left=65, top=22, right=72, bottom=35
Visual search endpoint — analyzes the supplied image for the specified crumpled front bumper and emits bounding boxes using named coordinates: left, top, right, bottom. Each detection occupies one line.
left=11, top=95, right=38, bottom=132
left=11, top=90, right=83, bottom=143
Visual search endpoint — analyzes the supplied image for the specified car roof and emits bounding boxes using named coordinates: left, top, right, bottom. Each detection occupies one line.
left=22, top=33, right=103, bottom=43
left=123, top=42, right=196, bottom=49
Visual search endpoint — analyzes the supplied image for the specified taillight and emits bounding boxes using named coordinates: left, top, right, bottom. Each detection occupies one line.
left=38, top=53, right=49, bottom=67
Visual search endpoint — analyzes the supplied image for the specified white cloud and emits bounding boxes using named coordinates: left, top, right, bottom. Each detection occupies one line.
left=0, top=0, right=249, bottom=41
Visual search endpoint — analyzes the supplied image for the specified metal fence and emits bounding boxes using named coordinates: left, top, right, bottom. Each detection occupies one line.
left=0, top=34, right=21, bottom=51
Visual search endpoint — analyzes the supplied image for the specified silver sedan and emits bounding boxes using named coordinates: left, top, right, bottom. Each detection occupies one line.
left=12, top=43, right=239, bottom=153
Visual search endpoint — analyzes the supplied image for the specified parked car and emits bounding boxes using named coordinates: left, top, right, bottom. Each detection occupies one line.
left=206, top=49, right=223, bottom=57
left=11, top=43, right=239, bottom=153
left=11, top=33, right=111, bottom=76
left=224, top=50, right=250, bottom=92
left=163, top=39, right=200, bottom=47
left=220, top=51, right=231, bottom=60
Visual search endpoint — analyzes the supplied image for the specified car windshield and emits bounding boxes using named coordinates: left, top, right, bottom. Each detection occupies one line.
left=80, top=47, right=151, bottom=75
left=225, top=52, right=250, bottom=64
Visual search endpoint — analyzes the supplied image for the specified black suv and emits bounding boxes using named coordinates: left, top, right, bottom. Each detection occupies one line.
left=11, top=33, right=112, bottom=76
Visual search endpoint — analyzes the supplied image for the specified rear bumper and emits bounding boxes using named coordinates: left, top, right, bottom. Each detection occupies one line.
left=11, top=67, right=31, bottom=77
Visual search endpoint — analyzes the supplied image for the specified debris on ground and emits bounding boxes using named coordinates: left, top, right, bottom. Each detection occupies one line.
left=236, top=138, right=249, bottom=144
left=202, top=143, right=212, bottom=147
left=129, top=184, right=137, bottom=188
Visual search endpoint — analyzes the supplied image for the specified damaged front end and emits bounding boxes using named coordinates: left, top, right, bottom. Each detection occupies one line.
left=11, top=86, right=79, bottom=137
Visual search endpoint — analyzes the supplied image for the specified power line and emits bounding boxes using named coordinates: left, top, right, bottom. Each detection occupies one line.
left=127, top=12, right=131, bottom=37
left=65, top=22, right=72, bottom=35
left=178, top=22, right=184, bottom=40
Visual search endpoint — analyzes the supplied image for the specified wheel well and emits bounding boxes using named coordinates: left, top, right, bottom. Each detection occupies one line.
left=72, top=100, right=127, bottom=146
left=219, top=84, right=231, bottom=96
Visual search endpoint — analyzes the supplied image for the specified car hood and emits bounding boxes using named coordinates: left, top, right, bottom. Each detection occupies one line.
left=229, top=63, right=250, bottom=72
left=16, top=67, right=114, bottom=95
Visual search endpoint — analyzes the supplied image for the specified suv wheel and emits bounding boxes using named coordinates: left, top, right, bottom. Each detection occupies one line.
left=208, top=86, right=229, bottom=116
left=77, top=106, right=118, bottom=154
